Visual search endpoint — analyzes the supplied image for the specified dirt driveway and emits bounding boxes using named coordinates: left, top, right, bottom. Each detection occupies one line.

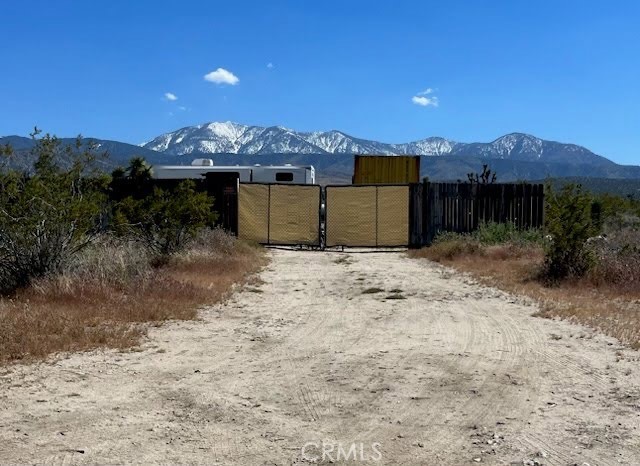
left=1, top=250, right=639, bottom=465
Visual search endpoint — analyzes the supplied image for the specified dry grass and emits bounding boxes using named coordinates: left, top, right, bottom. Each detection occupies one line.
left=0, top=229, right=266, bottom=364
left=410, top=241, right=640, bottom=349
left=419, top=237, right=483, bottom=261
left=587, top=228, right=640, bottom=291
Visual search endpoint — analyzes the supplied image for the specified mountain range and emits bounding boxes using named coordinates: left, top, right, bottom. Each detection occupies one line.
left=142, top=121, right=611, bottom=166
left=2, top=121, right=639, bottom=182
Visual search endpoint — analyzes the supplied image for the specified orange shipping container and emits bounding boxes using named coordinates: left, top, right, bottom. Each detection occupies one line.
left=352, top=155, right=420, bottom=185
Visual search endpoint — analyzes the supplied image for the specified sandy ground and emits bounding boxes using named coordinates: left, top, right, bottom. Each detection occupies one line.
left=1, top=249, right=640, bottom=465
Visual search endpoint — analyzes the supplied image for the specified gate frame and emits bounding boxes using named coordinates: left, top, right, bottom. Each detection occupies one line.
left=238, top=182, right=323, bottom=248
left=324, top=183, right=412, bottom=248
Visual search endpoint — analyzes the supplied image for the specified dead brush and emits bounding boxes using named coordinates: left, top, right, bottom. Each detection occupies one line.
left=587, top=227, right=640, bottom=290
left=0, top=229, right=265, bottom=364
left=56, top=235, right=153, bottom=288
left=184, top=226, right=240, bottom=257
left=414, top=235, right=483, bottom=262
left=410, top=231, right=640, bottom=349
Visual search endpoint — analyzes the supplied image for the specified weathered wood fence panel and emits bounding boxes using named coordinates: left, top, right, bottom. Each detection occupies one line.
left=416, top=182, right=544, bottom=246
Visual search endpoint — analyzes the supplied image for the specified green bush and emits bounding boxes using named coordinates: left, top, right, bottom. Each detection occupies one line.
left=113, top=179, right=217, bottom=256
left=0, top=139, right=222, bottom=295
left=472, top=222, right=542, bottom=245
left=0, top=133, right=107, bottom=293
left=543, top=184, right=596, bottom=281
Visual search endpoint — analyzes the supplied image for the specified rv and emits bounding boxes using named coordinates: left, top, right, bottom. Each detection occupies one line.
left=152, top=158, right=315, bottom=184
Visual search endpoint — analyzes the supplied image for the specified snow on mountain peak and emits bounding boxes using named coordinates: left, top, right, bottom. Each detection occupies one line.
left=141, top=122, right=605, bottom=165
left=490, top=133, right=544, bottom=158
left=204, top=121, right=247, bottom=139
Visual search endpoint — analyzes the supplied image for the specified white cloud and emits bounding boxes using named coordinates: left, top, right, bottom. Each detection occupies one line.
left=417, top=88, right=434, bottom=95
left=412, top=95, right=439, bottom=107
left=204, top=68, right=239, bottom=85
left=178, top=106, right=187, bottom=111
left=164, top=92, right=178, bottom=101
left=412, top=88, right=439, bottom=107
left=267, top=62, right=274, bottom=69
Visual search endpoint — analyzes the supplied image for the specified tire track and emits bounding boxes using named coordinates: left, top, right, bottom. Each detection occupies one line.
left=2, top=249, right=639, bottom=466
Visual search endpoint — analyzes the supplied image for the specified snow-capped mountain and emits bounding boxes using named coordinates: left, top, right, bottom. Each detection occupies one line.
left=143, top=122, right=462, bottom=157
left=143, top=122, right=612, bottom=166
left=4, top=124, right=639, bottom=181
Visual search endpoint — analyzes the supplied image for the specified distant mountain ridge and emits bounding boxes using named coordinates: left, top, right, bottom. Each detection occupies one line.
left=3, top=123, right=640, bottom=182
left=143, top=121, right=613, bottom=167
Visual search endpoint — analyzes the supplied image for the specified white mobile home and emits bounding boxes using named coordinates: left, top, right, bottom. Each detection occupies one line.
left=152, top=159, right=315, bottom=184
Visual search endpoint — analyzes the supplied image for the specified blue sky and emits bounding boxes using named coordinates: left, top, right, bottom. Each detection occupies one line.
left=1, top=1, right=639, bottom=164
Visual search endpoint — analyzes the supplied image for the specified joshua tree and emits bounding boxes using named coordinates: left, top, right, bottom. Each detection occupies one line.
left=126, top=156, right=153, bottom=181
left=468, top=164, right=497, bottom=184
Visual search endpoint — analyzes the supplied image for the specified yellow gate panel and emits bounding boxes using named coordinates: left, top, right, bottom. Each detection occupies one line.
left=377, top=185, right=409, bottom=246
left=353, top=155, right=420, bottom=184
left=326, top=186, right=377, bottom=247
left=269, top=185, right=320, bottom=245
left=238, top=184, right=269, bottom=243
left=241, top=183, right=408, bottom=248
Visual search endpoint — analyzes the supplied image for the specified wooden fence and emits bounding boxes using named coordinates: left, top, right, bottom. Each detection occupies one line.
left=410, top=182, right=545, bottom=246
left=109, top=178, right=543, bottom=248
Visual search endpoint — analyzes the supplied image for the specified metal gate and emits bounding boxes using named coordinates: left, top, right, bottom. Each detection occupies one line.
left=238, top=183, right=321, bottom=246
left=325, top=185, right=410, bottom=247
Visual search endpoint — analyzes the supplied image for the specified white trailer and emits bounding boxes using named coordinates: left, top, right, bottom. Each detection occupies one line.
left=152, top=158, right=315, bottom=184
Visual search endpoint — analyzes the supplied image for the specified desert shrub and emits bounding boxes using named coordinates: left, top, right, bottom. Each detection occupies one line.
left=543, top=184, right=596, bottom=281
left=426, top=233, right=482, bottom=261
left=416, top=222, right=542, bottom=263
left=190, top=226, right=237, bottom=255
left=55, top=235, right=152, bottom=288
left=0, top=133, right=107, bottom=294
left=472, top=222, right=542, bottom=245
left=113, top=179, right=217, bottom=256
left=1, top=229, right=265, bottom=363
left=182, top=226, right=248, bottom=258
left=482, top=242, right=538, bottom=261
left=472, top=222, right=515, bottom=244
left=587, top=227, right=640, bottom=288
left=602, top=212, right=640, bottom=234
left=593, top=193, right=640, bottom=226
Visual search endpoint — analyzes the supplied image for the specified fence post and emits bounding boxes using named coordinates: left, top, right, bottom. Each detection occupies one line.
left=409, top=183, right=423, bottom=248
